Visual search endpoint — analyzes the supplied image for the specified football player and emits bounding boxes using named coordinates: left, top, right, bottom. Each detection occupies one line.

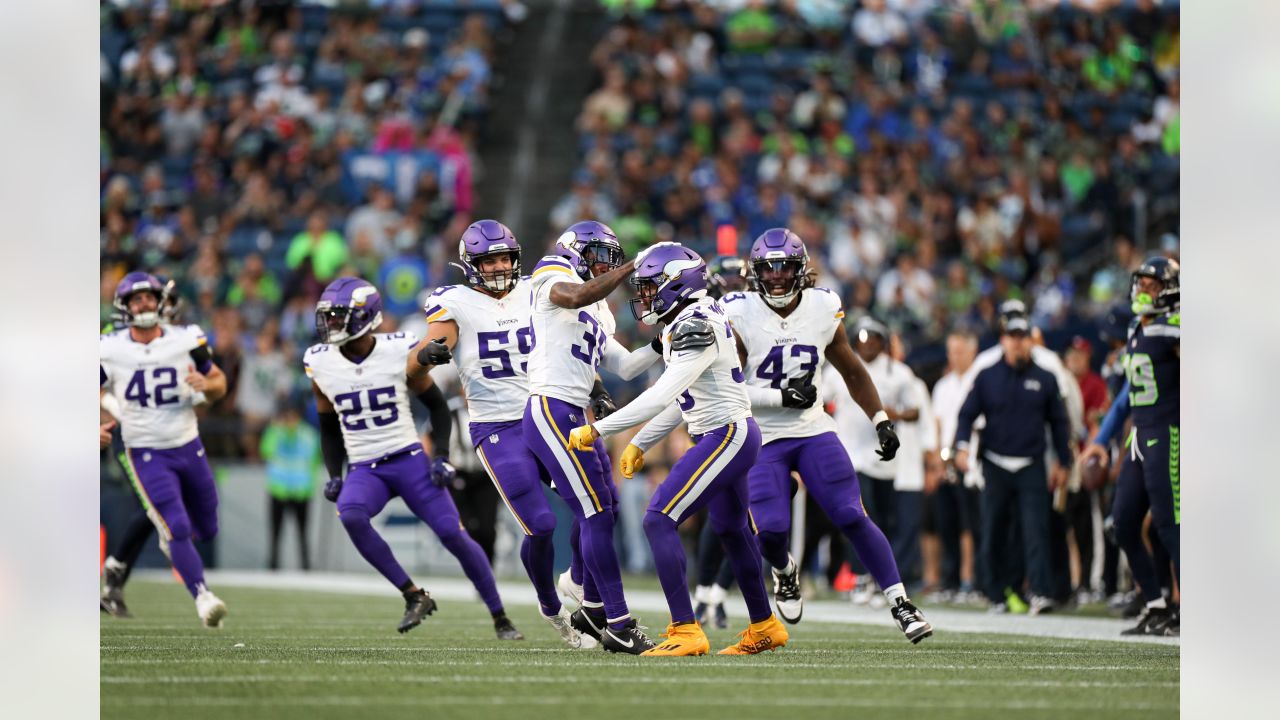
left=307, top=277, right=521, bottom=639
left=723, top=228, right=931, bottom=644
left=410, top=219, right=596, bottom=648
left=1082, top=257, right=1180, bottom=636
left=569, top=243, right=786, bottom=656
left=99, top=272, right=229, bottom=627
left=521, top=220, right=661, bottom=654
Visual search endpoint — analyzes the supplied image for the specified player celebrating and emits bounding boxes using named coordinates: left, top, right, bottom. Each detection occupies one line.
left=723, top=228, right=932, bottom=644
left=410, top=219, right=596, bottom=649
left=522, top=220, right=660, bottom=654
left=1082, top=257, right=1180, bottom=636
left=306, top=277, right=521, bottom=639
left=569, top=243, right=786, bottom=657
left=99, top=272, right=230, bottom=628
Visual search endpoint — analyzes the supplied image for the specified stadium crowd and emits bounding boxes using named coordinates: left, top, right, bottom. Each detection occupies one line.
left=100, top=0, right=1179, bottom=622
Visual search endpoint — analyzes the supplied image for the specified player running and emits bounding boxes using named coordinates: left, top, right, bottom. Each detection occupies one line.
left=99, top=272, right=230, bottom=628
left=723, top=228, right=931, bottom=644
left=410, top=219, right=599, bottom=648
left=569, top=243, right=786, bottom=656
left=522, top=220, right=661, bottom=654
left=1082, top=257, right=1180, bottom=636
left=306, top=277, right=521, bottom=639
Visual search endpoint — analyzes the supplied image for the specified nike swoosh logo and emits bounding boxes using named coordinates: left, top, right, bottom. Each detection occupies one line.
left=607, top=630, right=634, bottom=648
left=411, top=449, right=423, bottom=456
left=1146, top=439, right=1158, bottom=447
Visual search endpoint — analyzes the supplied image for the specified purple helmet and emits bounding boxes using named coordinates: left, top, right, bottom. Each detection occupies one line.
left=454, top=219, right=521, bottom=294
left=629, top=243, right=709, bottom=325
left=749, top=228, right=812, bottom=308
left=706, top=255, right=748, bottom=299
left=113, top=271, right=166, bottom=328
left=554, top=220, right=625, bottom=280
left=315, top=277, right=384, bottom=345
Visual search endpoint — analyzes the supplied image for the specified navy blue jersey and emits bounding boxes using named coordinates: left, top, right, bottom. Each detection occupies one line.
left=1124, top=313, right=1180, bottom=428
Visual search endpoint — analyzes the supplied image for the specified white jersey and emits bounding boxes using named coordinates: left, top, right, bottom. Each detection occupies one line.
left=423, top=282, right=533, bottom=423
left=525, top=255, right=615, bottom=408
left=595, top=297, right=751, bottom=444
left=893, top=376, right=937, bottom=492
left=304, top=332, right=421, bottom=463
left=824, top=351, right=918, bottom=480
left=722, top=288, right=844, bottom=445
left=100, top=324, right=209, bottom=449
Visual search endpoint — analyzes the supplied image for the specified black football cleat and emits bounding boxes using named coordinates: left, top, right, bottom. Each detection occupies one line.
left=100, top=563, right=132, bottom=618
left=494, top=614, right=525, bottom=641
left=570, top=607, right=606, bottom=643
left=397, top=589, right=438, bottom=634
left=1122, top=605, right=1172, bottom=636
left=891, top=597, right=933, bottom=644
left=601, top=619, right=656, bottom=655
left=713, top=603, right=728, bottom=630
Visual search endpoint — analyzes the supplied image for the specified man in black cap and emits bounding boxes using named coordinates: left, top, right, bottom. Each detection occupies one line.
left=951, top=313, right=1073, bottom=615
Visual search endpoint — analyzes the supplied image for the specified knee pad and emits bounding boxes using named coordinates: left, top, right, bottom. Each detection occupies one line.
left=165, top=514, right=192, bottom=542
left=338, top=505, right=373, bottom=531
left=525, top=511, right=556, bottom=538
left=830, top=502, right=868, bottom=531
left=192, top=516, right=219, bottom=542
left=642, top=510, right=674, bottom=539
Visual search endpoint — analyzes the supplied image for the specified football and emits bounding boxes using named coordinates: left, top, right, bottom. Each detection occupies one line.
left=1081, top=453, right=1110, bottom=492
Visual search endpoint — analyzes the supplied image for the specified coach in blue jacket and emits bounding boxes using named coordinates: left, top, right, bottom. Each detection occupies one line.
left=951, top=315, right=1072, bottom=613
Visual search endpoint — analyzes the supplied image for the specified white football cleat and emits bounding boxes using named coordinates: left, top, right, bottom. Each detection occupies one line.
left=851, top=576, right=878, bottom=606
left=195, top=588, right=228, bottom=628
left=771, top=555, right=804, bottom=624
left=557, top=570, right=584, bottom=608
left=542, top=606, right=597, bottom=649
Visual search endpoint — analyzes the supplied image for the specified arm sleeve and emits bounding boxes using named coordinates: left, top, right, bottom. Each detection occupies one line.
left=593, top=346, right=718, bottom=437
left=952, top=375, right=983, bottom=450
left=1045, top=375, right=1073, bottom=466
left=318, top=412, right=347, bottom=479
left=745, top=384, right=783, bottom=408
left=188, top=325, right=213, bottom=373
left=415, top=384, right=452, bottom=459
left=1094, top=380, right=1131, bottom=446
left=599, top=336, right=661, bottom=381
left=631, top=403, right=684, bottom=452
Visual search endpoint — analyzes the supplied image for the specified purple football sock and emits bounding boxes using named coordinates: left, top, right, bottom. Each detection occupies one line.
left=569, top=515, right=585, bottom=587
left=168, top=537, right=206, bottom=598
left=717, top=525, right=773, bottom=623
left=439, top=530, right=504, bottom=615
left=579, top=511, right=630, bottom=628
left=521, top=534, right=561, bottom=616
left=340, top=510, right=411, bottom=589
left=756, top=529, right=791, bottom=570
left=643, top=511, right=695, bottom=624
left=842, top=518, right=902, bottom=590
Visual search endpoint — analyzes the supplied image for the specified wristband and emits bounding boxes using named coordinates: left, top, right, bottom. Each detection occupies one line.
left=872, top=410, right=890, bottom=426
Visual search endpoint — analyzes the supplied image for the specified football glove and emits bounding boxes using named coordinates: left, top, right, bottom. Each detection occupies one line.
left=590, top=385, right=618, bottom=421
left=780, top=378, right=818, bottom=409
left=875, top=420, right=900, bottom=461
left=430, top=456, right=457, bottom=488
left=323, top=477, right=344, bottom=503
left=417, top=338, right=452, bottom=366
left=568, top=425, right=599, bottom=452
left=620, top=444, right=645, bottom=479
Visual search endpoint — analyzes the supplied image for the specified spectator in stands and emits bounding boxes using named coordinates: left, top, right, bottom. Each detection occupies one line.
left=286, top=209, right=349, bottom=300
left=237, top=326, right=293, bottom=460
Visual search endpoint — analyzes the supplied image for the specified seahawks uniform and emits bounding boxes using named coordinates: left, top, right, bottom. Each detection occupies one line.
left=1112, top=313, right=1181, bottom=591
left=305, top=331, right=502, bottom=613
left=99, top=324, right=219, bottom=598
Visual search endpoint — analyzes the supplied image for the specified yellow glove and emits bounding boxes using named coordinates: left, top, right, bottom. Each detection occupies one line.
left=567, top=425, right=599, bottom=452
left=620, top=444, right=645, bottom=479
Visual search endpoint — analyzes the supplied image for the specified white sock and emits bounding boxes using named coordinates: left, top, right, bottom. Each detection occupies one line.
left=781, top=556, right=797, bottom=575
left=1146, top=597, right=1167, bottom=610
left=708, top=584, right=728, bottom=605
left=883, top=583, right=907, bottom=604
left=694, top=585, right=711, bottom=604
left=581, top=599, right=603, bottom=609
left=104, top=556, right=127, bottom=573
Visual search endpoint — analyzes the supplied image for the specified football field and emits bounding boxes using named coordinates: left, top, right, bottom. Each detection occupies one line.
left=101, top=577, right=1179, bottom=720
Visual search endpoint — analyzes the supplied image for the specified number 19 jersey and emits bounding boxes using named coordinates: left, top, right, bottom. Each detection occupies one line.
left=304, top=332, right=420, bottom=463
left=423, top=283, right=533, bottom=423
left=722, top=288, right=844, bottom=445
left=524, top=256, right=614, bottom=408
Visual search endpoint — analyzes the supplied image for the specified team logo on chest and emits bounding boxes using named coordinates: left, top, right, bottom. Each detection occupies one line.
left=1024, top=379, right=1041, bottom=392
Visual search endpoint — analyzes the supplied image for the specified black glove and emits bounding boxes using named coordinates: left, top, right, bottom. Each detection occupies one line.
left=590, top=381, right=618, bottom=420
left=649, top=336, right=663, bottom=354
left=780, top=378, right=818, bottom=409
left=323, top=477, right=344, bottom=503
left=417, top=338, right=452, bottom=366
left=875, top=419, right=900, bottom=461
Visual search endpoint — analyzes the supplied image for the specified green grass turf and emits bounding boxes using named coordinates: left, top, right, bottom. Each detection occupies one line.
left=102, top=580, right=1178, bottom=720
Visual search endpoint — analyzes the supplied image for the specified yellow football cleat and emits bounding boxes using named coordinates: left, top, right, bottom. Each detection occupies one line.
left=567, top=425, right=599, bottom=451
left=620, top=444, right=645, bottom=479
left=717, top=614, right=789, bottom=655
left=641, top=621, right=710, bottom=657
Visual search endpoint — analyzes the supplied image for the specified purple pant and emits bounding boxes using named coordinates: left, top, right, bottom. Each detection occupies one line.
left=748, top=432, right=901, bottom=590
left=124, top=438, right=218, bottom=598
left=523, top=395, right=630, bottom=626
left=337, top=444, right=503, bottom=613
left=644, top=418, right=772, bottom=624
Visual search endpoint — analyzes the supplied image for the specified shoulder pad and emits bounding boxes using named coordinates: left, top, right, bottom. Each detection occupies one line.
left=670, top=317, right=716, bottom=352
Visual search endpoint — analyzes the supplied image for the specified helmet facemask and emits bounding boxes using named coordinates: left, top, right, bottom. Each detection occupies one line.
left=468, top=249, right=521, bottom=294
left=116, top=289, right=163, bottom=329
left=314, top=302, right=381, bottom=346
left=751, top=258, right=809, bottom=308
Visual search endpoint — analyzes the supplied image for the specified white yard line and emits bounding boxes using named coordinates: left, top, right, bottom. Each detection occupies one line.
left=128, top=569, right=1179, bottom=645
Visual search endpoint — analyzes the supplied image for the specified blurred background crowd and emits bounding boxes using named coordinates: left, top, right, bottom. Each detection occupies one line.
left=100, top=0, right=1178, bottom=611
